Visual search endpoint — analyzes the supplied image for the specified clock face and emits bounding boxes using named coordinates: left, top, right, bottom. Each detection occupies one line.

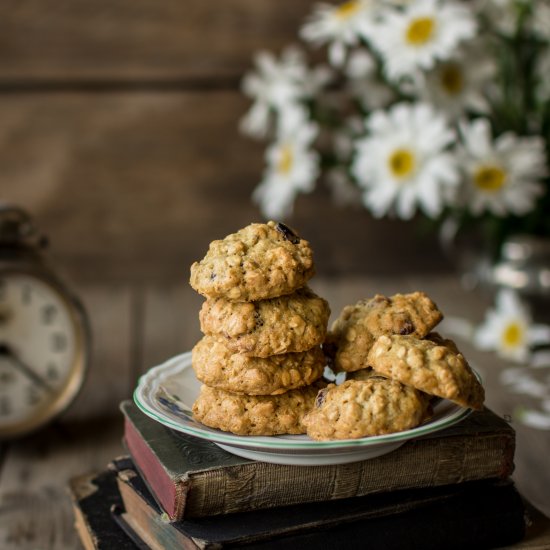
left=0, top=272, right=87, bottom=437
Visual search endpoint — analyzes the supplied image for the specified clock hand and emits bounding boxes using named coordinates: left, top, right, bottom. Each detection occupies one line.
left=0, top=343, right=54, bottom=393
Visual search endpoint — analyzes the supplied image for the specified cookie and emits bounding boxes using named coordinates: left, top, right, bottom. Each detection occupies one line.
left=192, top=383, right=322, bottom=436
left=367, top=334, right=485, bottom=410
left=190, top=221, right=315, bottom=302
left=303, top=378, right=431, bottom=440
left=328, top=292, right=443, bottom=372
left=191, top=336, right=325, bottom=395
left=199, top=287, right=330, bottom=357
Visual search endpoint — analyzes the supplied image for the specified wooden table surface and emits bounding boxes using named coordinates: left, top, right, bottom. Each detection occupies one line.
left=1, top=274, right=550, bottom=549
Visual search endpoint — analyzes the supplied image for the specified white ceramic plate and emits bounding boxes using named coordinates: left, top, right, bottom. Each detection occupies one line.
left=134, top=352, right=473, bottom=466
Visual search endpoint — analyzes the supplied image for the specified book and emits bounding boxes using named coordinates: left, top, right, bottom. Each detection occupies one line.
left=68, top=458, right=550, bottom=550
left=120, top=399, right=516, bottom=520
left=68, top=462, right=139, bottom=550
left=115, top=458, right=528, bottom=550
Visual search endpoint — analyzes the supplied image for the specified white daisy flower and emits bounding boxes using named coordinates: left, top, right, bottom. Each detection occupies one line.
left=475, top=289, right=550, bottom=362
left=369, top=0, right=477, bottom=81
left=457, top=118, right=547, bottom=217
left=418, top=42, right=497, bottom=118
left=300, top=0, right=380, bottom=67
left=344, top=49, right=396, bottom=110
left=240, top=47, right=331, bottom=138
left=252, top=107, right=320, bottom=220
left=352, top=102, right=459, bottom=219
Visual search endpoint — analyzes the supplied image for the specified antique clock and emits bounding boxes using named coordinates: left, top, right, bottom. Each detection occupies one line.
left=0, top=205, right=90, bottom=439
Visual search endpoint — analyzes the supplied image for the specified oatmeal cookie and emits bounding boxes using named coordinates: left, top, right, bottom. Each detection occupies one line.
left=303, top=378, right=431, bottom=440
left=192, top=383, right=322, bottom=436
left=199, top=287, right=330, bottom=357
left=328, top=292, right=443, bottom=372
left=367, top=334, right=485, bottom=410
left=190, top=221, right=315, bottom=302
left=191, top=336, right=325, bottom=395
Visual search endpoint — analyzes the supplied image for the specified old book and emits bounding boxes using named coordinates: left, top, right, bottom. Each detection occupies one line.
left=120, top=399, right=516, bottom=520
left=68, top=463, right=139, bottom=550
left=116, top=460, right=528, bottom=550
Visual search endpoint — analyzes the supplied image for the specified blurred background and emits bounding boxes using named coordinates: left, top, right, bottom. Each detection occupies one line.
left=0, top=1, right=451, bottom=418
left=0, top=0, right=449, bottom=284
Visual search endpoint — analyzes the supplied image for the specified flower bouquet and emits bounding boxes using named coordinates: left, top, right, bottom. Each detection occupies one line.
left=239, top=0, right=550, bottom=428
left=240, top=0, right=550, bottom=252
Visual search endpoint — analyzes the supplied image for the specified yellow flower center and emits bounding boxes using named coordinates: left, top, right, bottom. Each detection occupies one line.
left=278, top=144, right=294, bottom=175
left=440, top=63, right=464, bottom=95
left=406, top=17, right=435, bottom=46
left=502, top=322, right=524, bottom=349
left=388, top=149, right=416, bottom=179
left=473, top=165, right=507, bottom=192
left=335, top=0, right=361, bottom=20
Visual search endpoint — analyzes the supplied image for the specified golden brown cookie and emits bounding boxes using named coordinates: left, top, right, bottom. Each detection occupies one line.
left=367, top=334, right=485, bottom=410
left=303, top=378, right=432, bottom=440
left=192, top=383, right=322, bottom=436
left=190, top=221, right=315, bottom=302
left=191, top=336, right=325, bottom=395
left=199, top=287, right=330, bottom=357
left=328, top=292, right=443, bottom=372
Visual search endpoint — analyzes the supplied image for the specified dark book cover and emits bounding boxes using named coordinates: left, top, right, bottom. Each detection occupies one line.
left=68, top=460, right=140, bottom=550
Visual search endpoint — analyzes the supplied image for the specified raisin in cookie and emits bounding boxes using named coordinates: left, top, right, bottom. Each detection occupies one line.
left=367, top=334, right=485, bottom=410
left=328, top=292, right=443, bottom=372
left=190, top=221, right=315, bottom=302
left=192, top=383, right=321, bottom=436
left=303, top=378, right=431, bottom=440
left=199, top=287, right=330, bottom=357
left=192, top=336, right=325, bottom=395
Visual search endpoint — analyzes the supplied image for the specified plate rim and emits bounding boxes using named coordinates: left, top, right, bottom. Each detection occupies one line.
left=133, top=351, right=473, bottom=452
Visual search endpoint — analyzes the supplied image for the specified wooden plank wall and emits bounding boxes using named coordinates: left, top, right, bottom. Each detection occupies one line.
left=0, top=2, right=450, bottom=419
left=0, top=0, right=449, bottom=284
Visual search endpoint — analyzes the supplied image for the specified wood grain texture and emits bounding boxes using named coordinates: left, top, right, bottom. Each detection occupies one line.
left=61, top=285, right=135, bottom=421
left=0, top=416, right=124, bottom=550
left=0, top=92, right=449, bottom=283
left=0, top=0, right=316, bottom=81
left=139, top=285, right=203, bottom=375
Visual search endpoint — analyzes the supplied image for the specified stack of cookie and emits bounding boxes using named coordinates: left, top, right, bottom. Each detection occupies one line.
left=303, top=292, right=485, bottom=440
left=189, top=221, right=331, bottom=436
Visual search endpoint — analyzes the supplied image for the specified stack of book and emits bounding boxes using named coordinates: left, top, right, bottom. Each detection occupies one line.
left=69, top=398, right=544, bottom=549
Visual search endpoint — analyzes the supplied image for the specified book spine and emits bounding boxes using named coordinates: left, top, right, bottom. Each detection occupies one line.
left=117, top=471, right=205, bottom=550
left=124, top=417, right=188, bottom=519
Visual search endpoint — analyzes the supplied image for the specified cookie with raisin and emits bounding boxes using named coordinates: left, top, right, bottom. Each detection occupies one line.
left=303, top=377, right=432, bottom=440
left=199, top=287, right=330, bottom=357
left=190, top=221, right=315, bottom=302
left=329, top=292, right=443, bottom=372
